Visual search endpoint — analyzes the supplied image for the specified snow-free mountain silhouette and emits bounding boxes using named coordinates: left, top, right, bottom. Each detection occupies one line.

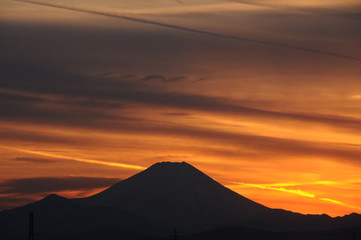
left=76, top=161, right=268, bottom=232
left=0, top=162, right=360, bottom=239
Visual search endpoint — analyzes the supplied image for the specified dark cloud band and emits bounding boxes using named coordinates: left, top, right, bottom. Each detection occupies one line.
left=1, top=62, right=361, bottom=134
left=15, top=0, right=361, bottom=63
left=0, top=177, right=120, bottom=195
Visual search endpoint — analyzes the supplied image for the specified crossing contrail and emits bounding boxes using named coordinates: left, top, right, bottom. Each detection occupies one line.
left=16, top=0, right=361, bottom=63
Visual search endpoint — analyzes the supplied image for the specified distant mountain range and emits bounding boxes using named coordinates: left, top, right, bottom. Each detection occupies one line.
left=1, top=162, right=360, bottom=240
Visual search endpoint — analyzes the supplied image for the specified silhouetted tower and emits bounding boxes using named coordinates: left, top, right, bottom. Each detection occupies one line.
left=353, top=229, right=356, bottom=240
left=173, top=228, right=177, bottom=240
left=28, top=211, right=34, bottom=240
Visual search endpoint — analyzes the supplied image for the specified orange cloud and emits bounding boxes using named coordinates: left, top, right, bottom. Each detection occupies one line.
left=227, top=180, right=361, bottom=212
left=0, top=145, right=145, bottom=170
left=231, top=182, right=315, bottom=198
left=320, top=198, right=361, bottom=210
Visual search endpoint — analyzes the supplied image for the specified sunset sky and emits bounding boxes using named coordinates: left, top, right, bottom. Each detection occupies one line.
left=0, top=0, right=361, bottom=216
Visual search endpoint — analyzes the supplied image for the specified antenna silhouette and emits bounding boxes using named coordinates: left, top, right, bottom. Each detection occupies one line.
left=28, top=211, right=34, bottom=240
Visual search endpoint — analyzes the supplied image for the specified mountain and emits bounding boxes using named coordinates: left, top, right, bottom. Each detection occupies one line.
left=1, top=161, right=360, bottom=239
left=75, top=162, right=361, bottom=233
left=76, top=161, right=268, bottom=232
left=0, top=194, right=155, bottom=240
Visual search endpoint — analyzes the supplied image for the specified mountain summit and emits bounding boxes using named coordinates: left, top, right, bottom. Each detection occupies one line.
left=76, top=162, right=268, bottom=231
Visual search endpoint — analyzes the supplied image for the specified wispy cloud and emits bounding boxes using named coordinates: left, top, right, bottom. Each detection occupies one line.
left=320, top=198, right=361, bottom=210
left=232, top=182, right=315, bottom=198
left=0, top=146, right=145, bottom=170
left=250, top=179, right=361, bottom=188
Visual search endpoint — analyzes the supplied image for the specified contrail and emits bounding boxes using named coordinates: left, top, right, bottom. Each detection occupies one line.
left=229, top=0, right=361, bottom=20
left=16, top=0, right=361, bottom=63
left=0, top=145, right=145, bottom=170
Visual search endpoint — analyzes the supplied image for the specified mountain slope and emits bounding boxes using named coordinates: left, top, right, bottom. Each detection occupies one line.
left=76, top=162, right=269, bottom=232
left=75, top=161, right=361, bottom=233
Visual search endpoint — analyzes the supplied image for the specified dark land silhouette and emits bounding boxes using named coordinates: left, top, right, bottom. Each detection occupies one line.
left=0, top=162, right=360, bottom=239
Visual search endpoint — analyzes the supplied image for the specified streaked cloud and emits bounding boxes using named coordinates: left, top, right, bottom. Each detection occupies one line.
left=0, top=146, right=145, bottom=170
left=238, top=182, right=315, bottom=198
left=320, top=198, right=361, bottom=210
